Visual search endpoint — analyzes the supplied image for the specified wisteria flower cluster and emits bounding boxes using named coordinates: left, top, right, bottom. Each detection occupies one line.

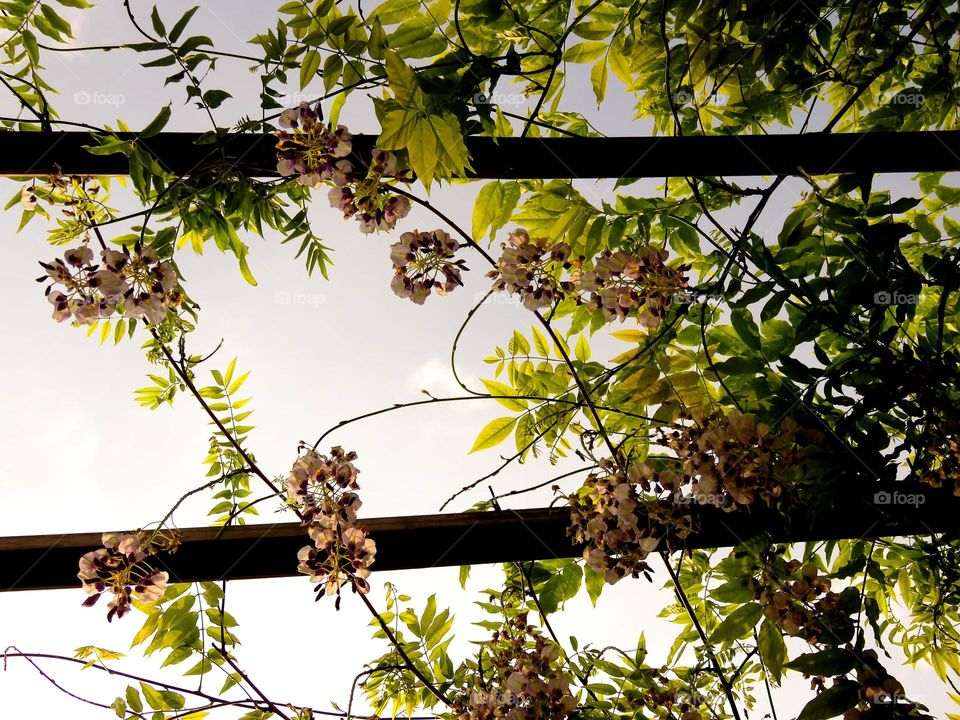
left=635, top=410, right=820, bottom=510
left=77, top=530, right=180, bottom=622
left=454, top=613, right=577, bottom=720
left=567, top=461, right=664, bottom=585
left=911, top=422, right=960, bottom=495
left=750, top=552, right=929, bottom=717
left=286, top=447, right=376, bottom=605
left=276, top=102, right=352, bottom=186
left=38, top=243, right=180, bottom=325
left=276, top=104, right=411, bottom=233
left=489, top=229, right=576, bottom=311
left=577, top=247, right=690, bottom=328
left=390, top=229, right=468, bottom=304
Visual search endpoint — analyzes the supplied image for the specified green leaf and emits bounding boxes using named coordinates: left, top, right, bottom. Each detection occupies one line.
left=796, top=681, right=859, bottom=720
left=126, top=686, right=143, bottom=713
left=150, top=6, right=166, bottom=36
left=169, top=6, right=199, bottom=43
left=591, top=57, right=608, bottom=105
left=473, top=181, right=503, bottom=241
left=140, top=682, right=165, bottom=710
left=408, top=116, right=439, bottom=188
left=730, top=308, right=762, bottom=353
left=584, top=564, right=604, bottom=606
left=140, top=105, right=171, bottom=138
left=469, top=417, right=517, bottom=453
left=480, top=379, right=528, bottom=411
left=201, top=89, right=231, bottom=109
left=709, top=602, right=761, bottom=642
left=160, top=646, right=192, bottom=667
left=758, top=619, right=786, bottom=682
left=385, top=51, right=420, bottom=107
left=575, top=334, right=591, bottom=362
left=563, top=41, right=606, bottom=62
left=300, top=48, right=321, bottom=90
left=785, top=649, right=857, bottom=677
left=237, top=248, right=257, bottom=286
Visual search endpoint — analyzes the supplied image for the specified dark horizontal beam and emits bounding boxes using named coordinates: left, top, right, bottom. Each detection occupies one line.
left=2, top=481, right=957, bottom=592
left=3, top=131, right=960, bottom=179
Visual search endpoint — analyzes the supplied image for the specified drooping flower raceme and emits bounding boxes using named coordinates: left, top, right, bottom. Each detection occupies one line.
left=286, top=447, right=376, bottom=605
left=569, top=412, right=820, bottom=586
left=275, top=105, right=411, bottom=233
left=576, top=247, right=690, bottom=328
left=454, top=613, right=577, bottom=720
left=275, top=102, right=353, bottom=187
left=390, top=229, right=468, bottom=304
left=327, top=148, right=412, bottom=233
left=77, top=530, right=180, bottom=622
left=38, top=242, right=181, bottom=326
left=489, top=229, right=577, bottom=311
left=567, top=463, right=664, bottom=585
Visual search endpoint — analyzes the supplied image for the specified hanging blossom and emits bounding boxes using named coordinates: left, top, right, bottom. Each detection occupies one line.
left=568, top=411, right=820, bottom=586
left=286, top=447, right=376, bottom=607
left=753, top=550, right=859, bottom=645
left=275, top=103, right=411, bottom=233
left=390, top=229, right=468, bottom=304
left=576, top=247, right=690, bottom=328
left=749, top=551, right=931, bottom=718
left=37, top=243, right=181, bottom=326
left=328, top=148, right=412, bottom=233
left=489, top=229, right=576, bottom=311
left=275, top=102, right=352, bottom=186
left=635, top=410, right=821, bottom=510
left=910, top=421, right=960, bottom=496
left=453, top=612, right=577, bottom=720
left=77, top=530, right=180, bottom=622
left=567, top=461, right=668, bottom=585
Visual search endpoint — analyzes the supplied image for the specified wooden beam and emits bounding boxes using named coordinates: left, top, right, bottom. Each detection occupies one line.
left=2, top=131, right=960, bottom=179
left=2, top=481, right=956, bottom=592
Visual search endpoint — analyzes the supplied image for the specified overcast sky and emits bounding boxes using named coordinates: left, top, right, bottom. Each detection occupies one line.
left=0, top=1, right=953, bottom=718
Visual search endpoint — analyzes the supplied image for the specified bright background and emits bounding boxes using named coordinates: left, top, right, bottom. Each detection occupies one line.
left=0, top=1, right=952, bottom=717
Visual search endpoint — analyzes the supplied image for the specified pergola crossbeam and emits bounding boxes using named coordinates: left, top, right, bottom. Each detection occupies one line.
left=2, top=131, right=960, bottom=178
left=2, top=480, right=955, bottom=592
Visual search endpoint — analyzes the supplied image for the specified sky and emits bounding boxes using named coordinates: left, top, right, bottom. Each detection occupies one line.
left=0, top=1, right=954, bottom=718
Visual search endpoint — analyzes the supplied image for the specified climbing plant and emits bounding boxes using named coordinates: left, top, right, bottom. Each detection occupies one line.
left=3, top=0, right=960, bottom=718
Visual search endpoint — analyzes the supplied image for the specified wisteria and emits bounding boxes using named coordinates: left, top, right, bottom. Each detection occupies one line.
left=38, top=243, right=181, bottom=326
left=390, top=229, right=467, bottom=304
left=275, top=104, right=411, bottom=233
left=286, top=447, right=376, bottom=605
left=489, top=228, right=576, bottom=311
left=454, top=613, right=577, bottom=720
left=577, top=247, right=690, bottom=328
left=77, top=530, right=180, bottom=622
